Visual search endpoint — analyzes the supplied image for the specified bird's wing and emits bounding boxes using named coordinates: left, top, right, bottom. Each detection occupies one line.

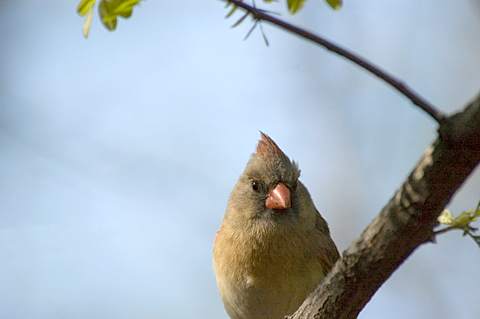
left=315, top=210, right=341, bottom=275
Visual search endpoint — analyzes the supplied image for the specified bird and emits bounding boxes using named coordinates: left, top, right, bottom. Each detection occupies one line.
left=213, top=132, right=340, bottom=319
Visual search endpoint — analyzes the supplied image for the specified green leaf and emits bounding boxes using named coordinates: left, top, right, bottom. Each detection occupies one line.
left=326, top=0, right=342, bottom=10
left=82, top=4, right=95, bottom=37
left=99, top=0, right=116, bottom=30
left=455, top=211, right=474, bottom=227
left=436, top=200, right=480, bottom=249
left=99, top=0, right=142, bottom=31
left=77, top=0, right=97, bottom=15
left=112, top=0, right=142, bottom=18
left=225, top=5, right=238, bottom=18
left=287, top=0, right=307, bottom=14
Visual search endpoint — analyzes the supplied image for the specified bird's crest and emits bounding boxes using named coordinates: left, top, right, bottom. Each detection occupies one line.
left=256, top=132, right=283, bottom=158
left=254, top=132, right=301, bottom=181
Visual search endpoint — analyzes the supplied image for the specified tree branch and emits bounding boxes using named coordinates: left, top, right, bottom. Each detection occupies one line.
left=287, top=92, right=480, bottom=318
left=223, top=0, right=447, bottom=125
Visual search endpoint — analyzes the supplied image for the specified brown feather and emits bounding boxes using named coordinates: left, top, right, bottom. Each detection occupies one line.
left=257, top=132, right=282, bottom=158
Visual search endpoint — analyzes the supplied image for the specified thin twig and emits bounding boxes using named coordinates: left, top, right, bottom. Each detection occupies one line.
left=224, top=0, right=447, bottom=125
left=433, top=225, right=456, bottom=236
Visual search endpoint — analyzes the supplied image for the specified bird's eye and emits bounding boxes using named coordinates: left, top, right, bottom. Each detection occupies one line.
left=252, top=181, right=262, bottom=193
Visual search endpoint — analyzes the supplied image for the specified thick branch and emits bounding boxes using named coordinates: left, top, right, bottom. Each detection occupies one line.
left=224, top=0, right=447, bottom=124
left=287, top=93, right=480, bottom=318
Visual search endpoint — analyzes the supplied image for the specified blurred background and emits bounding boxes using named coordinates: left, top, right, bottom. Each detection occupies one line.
left=1, top=0, right=480, bottom=318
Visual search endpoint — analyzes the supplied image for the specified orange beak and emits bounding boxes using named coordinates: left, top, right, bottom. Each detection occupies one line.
left=265, top=182, right=291, bottom=209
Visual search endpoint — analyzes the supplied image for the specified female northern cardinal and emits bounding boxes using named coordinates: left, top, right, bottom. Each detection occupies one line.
left=213, top=133, right=340, bottom=319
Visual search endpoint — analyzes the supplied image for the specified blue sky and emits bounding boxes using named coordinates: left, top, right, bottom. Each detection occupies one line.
left=1, top=0, right=480, bottom=318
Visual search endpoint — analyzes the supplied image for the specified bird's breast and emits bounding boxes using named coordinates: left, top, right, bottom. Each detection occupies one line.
left=213, top=223, right=324, bottom=319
